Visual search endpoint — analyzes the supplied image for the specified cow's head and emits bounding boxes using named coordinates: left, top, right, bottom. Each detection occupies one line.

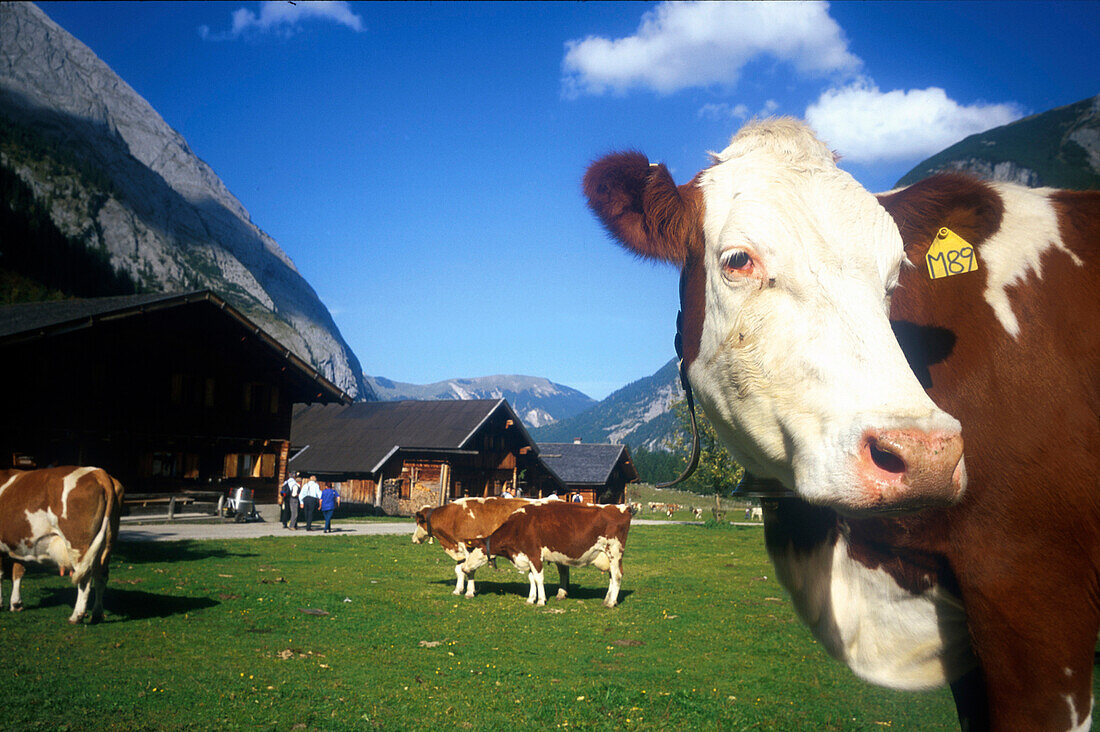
left=584, top=119, right=966, bottom=515
left=412, top=507, right=433, bottom=544
left=461, top=541, right=493, bottom=573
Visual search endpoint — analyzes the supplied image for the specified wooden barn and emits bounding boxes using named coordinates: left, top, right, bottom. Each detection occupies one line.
left=0, top=290, right=350, bottom=503
left=537, top=441, right=639, bottom=504
left=289, top=399, right=564, bottom=515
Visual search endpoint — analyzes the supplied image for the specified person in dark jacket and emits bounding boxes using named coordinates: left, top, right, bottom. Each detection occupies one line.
left=320, top=483, right=340, bottom=533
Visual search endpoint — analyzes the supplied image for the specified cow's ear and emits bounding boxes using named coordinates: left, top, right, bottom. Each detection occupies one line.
left=583, top=152, right=701, bottom=267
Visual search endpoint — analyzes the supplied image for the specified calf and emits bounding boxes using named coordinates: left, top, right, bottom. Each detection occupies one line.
left=461, top=502, right=632, bottom=607
left=413, top=496, right=569, bottom=599
left=585, top=118, right=1099, bottom=730
left=0, top=466, right=124, bottom=623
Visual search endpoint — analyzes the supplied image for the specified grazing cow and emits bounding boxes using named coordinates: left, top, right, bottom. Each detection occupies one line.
left=585, top=118, right=1098, bottom=731
left=0, top=466, right=124, bottom=623
left=413, top=496, right=569, bottom=599
left=461, top=502, right=632, bottom=607
left=749, top=507, right=763, bottom=522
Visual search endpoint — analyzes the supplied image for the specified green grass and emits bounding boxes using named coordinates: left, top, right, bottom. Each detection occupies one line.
left=0, top=525, right=989, bottom=730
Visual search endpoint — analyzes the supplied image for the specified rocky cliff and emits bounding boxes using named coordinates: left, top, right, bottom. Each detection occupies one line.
left=0, top=2, right=371, bottom=399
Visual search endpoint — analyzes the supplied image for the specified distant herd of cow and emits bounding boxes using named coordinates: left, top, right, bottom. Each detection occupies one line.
left=0, top=116, right=1096, bottom=731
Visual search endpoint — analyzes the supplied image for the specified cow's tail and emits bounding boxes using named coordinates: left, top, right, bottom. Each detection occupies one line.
left=70, top=469, right=122, bottom=585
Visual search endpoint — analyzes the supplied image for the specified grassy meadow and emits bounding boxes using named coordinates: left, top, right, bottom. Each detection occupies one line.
left=1, top=523, right=972, bottom=730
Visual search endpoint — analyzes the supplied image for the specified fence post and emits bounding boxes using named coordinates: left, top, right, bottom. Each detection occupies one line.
left=217, top=495, right=226, bottom=521
left=168, top=496, right=177, bottom=520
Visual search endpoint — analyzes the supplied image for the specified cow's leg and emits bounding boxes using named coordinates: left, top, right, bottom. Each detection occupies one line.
left=9, top=560, right=24, bottom=612
left=88, top=568, right=107, bottom=624
left=603, top=544, right=624, bottom=608
left=526, top=569, right=539, bottom=604
left=70, top=576, right=93, bottom=624
left=556, top=564, right=569, bottom=600
left=527, top=567, right=547, bottom=606
left=453, top=562, right=468, bottom=596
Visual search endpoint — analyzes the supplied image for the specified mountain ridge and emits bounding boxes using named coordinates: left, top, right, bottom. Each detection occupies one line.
left=365, top=373, right=595, bottom=429
left=896, top=94, right=1100, bottom=190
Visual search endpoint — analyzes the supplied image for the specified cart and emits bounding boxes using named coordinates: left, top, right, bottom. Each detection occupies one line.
left=223, top=486, right=262, bottom=523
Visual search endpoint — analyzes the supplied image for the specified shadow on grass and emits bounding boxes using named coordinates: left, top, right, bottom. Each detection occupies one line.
left=432, top=578, right=634, bottom=604
left=29, top=586, right=219, bottom=621
left=113, top=540, right=258, bottom=565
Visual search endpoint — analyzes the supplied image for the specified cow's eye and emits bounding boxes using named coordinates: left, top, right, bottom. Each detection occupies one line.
left=721, top=249, right=754, bottom=275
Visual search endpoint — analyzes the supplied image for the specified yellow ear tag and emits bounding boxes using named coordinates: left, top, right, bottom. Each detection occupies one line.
left=926, top=227, right=978, bottom=280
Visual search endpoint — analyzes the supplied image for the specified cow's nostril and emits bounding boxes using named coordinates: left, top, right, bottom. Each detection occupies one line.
left=868, top=439, right=906, bottom=475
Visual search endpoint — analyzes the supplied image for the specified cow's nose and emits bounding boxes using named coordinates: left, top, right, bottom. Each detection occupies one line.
left=857, top=428, right=966, bottom=510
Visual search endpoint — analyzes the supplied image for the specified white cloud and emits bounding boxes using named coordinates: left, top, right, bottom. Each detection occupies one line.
left=697, top=100, right=779, bottom=121
left=805, top=81, right=1024, bottom=162
left=200, top=1, right=364, bottom=40
left=562, top=1, right=859, bottom=98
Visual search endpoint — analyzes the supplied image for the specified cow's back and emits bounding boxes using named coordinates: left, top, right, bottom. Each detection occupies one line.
left=502, top=503, right=632, bottom=556
left=429, top=497, right=533, bottom=549
left=0, top=467, right=121, bottom=582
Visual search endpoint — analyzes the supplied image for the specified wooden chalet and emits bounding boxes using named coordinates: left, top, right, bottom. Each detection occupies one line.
left=289, top=399, right=564, bottom=515
left=0, top=291, right=349, bottom=503
left=537, top=441, right=639, bottom=504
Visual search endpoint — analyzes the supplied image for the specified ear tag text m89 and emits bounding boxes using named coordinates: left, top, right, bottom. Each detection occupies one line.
left=926, top=227, right=978, bottom=280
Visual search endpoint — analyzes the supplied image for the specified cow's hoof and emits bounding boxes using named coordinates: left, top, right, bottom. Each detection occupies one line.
left=68, top=616, right=83, bottom=625
left=526, top=599, right=535, bottom=605
left=10, top=603, right=23, bottom=612
left=452, top=590, right=463, bottom=596
left=464, top=592, right=475, bottom=599
left=556, top=589, right=568, bottom=600
left=89, top=613, right=104, bottom=624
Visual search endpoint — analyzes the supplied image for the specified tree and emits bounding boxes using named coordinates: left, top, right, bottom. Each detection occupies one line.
left=668, top=398, right=744, bottom=497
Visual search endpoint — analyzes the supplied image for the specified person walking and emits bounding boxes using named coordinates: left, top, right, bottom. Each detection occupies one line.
left=282, top=473, right=301, bottom=530
left=300, top=475, right=322, bottom=531
left=320, top=483, right=340, bottom=533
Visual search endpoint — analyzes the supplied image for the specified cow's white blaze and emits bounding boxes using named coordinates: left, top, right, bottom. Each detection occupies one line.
left=689, top=120, right=962, bottom=510
left=980, top=184, right=1082, bottom=339
left=768, top=526, right=974, bottom=690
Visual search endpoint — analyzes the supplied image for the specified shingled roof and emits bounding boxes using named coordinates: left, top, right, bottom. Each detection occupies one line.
left=0, top=290, right=350, bottom=404
left=289, top=399, right=536, bottom=475
left=537, top=442, right=638, bottom=487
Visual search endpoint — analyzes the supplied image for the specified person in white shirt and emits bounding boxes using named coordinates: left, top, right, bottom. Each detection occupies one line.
left=281, top=473, right=301, bottom=530
left=299, top=475, right=322, bottom=531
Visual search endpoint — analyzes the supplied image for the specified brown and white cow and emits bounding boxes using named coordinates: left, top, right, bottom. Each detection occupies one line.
left=413, top=496, right=569, bottom=599
left=585, top=118, right=1098, bottom=731
left=0, top=466, right=124, bottom=624
left=460, top=502, right=632, bottom=607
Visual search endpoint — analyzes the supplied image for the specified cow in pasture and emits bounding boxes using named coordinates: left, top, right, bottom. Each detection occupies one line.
left=584, top=118, right=1099, bottom=731
left=749, top=507, right=763, bottom=522
left=0, top=467, right=124, bottom=623
left=460, top=502, right=632, bottom=607
left=413, top=496, right=570, bottom=599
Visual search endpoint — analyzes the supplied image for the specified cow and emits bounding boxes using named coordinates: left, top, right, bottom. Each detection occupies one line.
left=412, top=496, right=570, bottom=599
left=0, top=466, right=124, bottom=624
left=584, top=118, right=1098, bottom=731
left=460, top=502, right=632, bottom=607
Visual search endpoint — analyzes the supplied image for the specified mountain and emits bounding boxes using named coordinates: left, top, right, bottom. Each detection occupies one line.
left=896, top=94, right=1100, bottom=190
left=364, top=374, right=595, bottom=429
left=530, top=358, right=685, bottom=450
left=0, top=2, right=372, bottom=400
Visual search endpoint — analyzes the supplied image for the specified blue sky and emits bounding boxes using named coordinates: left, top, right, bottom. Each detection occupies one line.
left=37, top=1, right=1099, bottom=399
